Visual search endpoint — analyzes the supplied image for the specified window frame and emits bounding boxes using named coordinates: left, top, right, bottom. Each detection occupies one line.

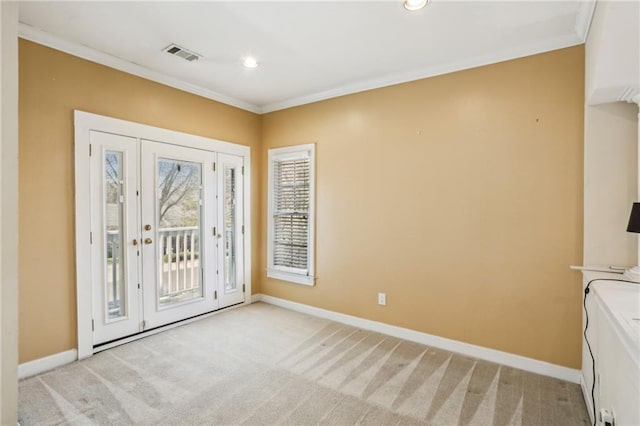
left=267, top=144, right=315, bottom=286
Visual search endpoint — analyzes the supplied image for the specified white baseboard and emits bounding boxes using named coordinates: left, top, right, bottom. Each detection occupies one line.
left=255, top=293, right=581, bottom=384
left=18, top=349, right=77, bottom=380
left=20, top=296, right=580, bottom=384
left=580, top=374, right=595, bottom=424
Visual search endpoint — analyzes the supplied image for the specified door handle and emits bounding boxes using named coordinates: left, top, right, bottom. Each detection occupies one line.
left=144, top=238, right=153, bottom=245
left=144, top=224, right=152, bottom=231
left=132, top=239, right=138, bottom=246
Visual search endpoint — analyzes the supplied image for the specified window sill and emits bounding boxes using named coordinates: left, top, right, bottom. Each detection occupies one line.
left=267, top=269, right=314, bottom=286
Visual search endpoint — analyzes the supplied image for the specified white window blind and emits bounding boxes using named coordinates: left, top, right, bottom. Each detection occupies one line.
left=273, top=157, right=309, bottom=269
left=268, top=145, right=315, bottom=285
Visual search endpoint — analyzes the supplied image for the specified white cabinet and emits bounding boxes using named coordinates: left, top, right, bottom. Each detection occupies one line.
left=581, top=272, right=640, bottom=426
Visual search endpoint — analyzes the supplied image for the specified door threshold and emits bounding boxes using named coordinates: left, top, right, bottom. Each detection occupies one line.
left=93, top=301, right=246, bottom=354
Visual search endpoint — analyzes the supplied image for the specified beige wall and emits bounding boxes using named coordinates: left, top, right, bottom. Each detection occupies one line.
left=583, top=103, right=638, bottom=267
left=261, top=46, right=585, bottom=368
left=20, top=39, right=585, bottom=369
left=18, top=40, right=262, bottom=363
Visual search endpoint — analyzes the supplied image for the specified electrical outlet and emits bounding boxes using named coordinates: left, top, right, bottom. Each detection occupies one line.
left=599, top=408, right=614, bottom=426
left=378, top=292, right=386, bottom=306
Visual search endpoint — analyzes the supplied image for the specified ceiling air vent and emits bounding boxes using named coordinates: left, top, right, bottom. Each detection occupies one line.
left=162, top=44, right=202, bottom=62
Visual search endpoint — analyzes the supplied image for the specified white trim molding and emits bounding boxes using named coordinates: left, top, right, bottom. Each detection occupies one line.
left=260, top=34, right=583, bottom=113
left=619, top=87, right=640, bottom=105
left=18, top=20, right=587, bottom=115
left=580, top=374, right=596, bottom=425
left=18, top=350, right=78, bottom=380
left=574, top=0, right=597, bottom=43
left=1, top=2, right=20, bottom=423
left=18, top=23, right=261, bottom=114
left=254, top=293, right=581, bottom=384
left=267, top=144, right=316, bottom=286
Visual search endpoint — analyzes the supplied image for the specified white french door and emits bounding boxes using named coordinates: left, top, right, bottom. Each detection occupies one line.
left=217, top=153, right=245, bottom=308
left=140, top=140, right=218, bottom=330
left=90, top=131, right=142, bottom=344
left=89, top=131, right=246, bottom=346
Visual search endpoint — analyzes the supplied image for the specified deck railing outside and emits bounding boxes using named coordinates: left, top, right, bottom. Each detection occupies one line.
left=106, top=230, right=123, bottom=317
left=158, top=226, right=200, bottom=304
left=105, top=226, right=202, bottom=307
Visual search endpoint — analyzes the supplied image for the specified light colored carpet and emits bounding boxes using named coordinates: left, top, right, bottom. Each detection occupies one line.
left=19, top=302, right=589, bottom=425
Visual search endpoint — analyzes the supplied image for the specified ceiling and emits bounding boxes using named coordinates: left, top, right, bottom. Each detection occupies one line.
left=18, top=1, right=594, bottom=114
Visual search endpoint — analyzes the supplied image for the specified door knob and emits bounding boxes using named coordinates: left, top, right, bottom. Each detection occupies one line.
left=132, top=239, right=138, bottom=246
left=144, top=224, right=152, bottom=231
left=144, top=238, right=153, bottom=245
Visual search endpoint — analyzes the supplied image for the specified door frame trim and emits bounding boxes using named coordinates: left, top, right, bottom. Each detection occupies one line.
left=74, top=110, right=252, bottom=359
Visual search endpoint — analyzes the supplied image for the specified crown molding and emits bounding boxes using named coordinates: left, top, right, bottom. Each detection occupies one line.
left=575, top=0, right=597, bottom=43
left=20, top=5, right=590, bottom=116
left=619, top=87, right=640, bottom=105
left=261, top=33, right=583, bottom=113
left=18, top=23, right=262, bottom=114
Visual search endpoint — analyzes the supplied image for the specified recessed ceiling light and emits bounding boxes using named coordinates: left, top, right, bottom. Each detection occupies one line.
left=404, top=0, right=428, bottom=11
left=242, top=57, right=259, bottom=69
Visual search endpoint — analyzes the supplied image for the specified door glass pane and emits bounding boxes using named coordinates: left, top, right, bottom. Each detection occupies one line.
left=224, top=165, right=237, bottom=291
left=105, top=151, right=126, bottom=319
left=157, top=159, right=202, bottom=305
